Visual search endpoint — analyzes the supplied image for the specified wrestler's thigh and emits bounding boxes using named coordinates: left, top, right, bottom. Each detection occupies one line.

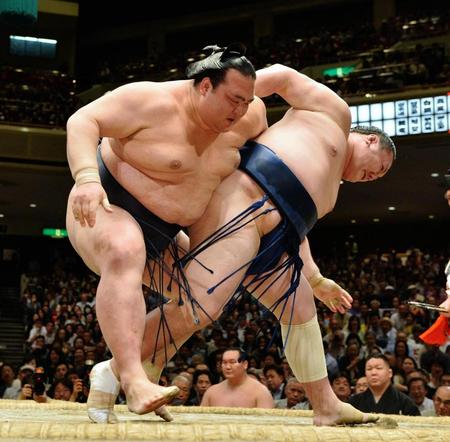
left=142, top=230, right=190, bottom=297
left=246, top=258, right=316, bottom=324
left=66, top=191, right=146, bottom=275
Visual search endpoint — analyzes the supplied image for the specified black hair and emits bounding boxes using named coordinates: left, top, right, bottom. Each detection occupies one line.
left=331, top=371, right=351, bottom=385
left=223, top=347, right=248, bottom=362
left=350, top=125, right=397, bottom=160
left=263, top=364, right=285, bottom=378
left=407, top=376, right=427, bottom=391
left=186, top=43, right=256, bottom=87
left=192, top=369, right=212, bottom=386
left=367, top=352, right=390, bottom=367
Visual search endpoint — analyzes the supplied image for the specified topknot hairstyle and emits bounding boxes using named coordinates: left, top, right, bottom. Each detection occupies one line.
left=186, top=43, right=256, bottom=87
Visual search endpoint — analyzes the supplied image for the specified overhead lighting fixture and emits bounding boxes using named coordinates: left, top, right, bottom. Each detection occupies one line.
left=430, top=173, right=439, bottom=177
left=0, top=214, right=4, bottom=218
left=388, top=206, right=396, bottom=211
left=29, top=203, right=37, bottom=208
left=373, top=218, right=380, bottom=223
left=428, top=214, right=435, bottom=219
left=350, top=219, right=356, bottom=224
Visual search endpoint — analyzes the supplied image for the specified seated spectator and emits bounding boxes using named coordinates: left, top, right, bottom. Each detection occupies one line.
left=361, top=331, right=383, bottom=359
left=20, top=376, right=83, bottom=403
left=170, top=374, right=192, bottom=406
left=323, top=341, right=339, bottom=378
left=440, top=373, right=450, bottom=387
left=401, top=356, right=418, bottom=378
left=338, top=342, right=365, bottom=384
left=27, top=318, right=46, bottom=348
left=331, top=373, right=352, bottom=403
left=378, top=317, right=397, bottom=353
left=349, top=354, right=420, bottom=415
left=422, top=386, right=450, bottom=417
left=275, top=377, right=309, bottom=410
left=0, top=364, right=21, bottom=399
left=201, top=348, right=273, bottom=408
left=263, top=364, right=285, bottom=401
left=354, top=376, right=368, bottom=394
left=187, top=369, right=212, bottom=406
left=408, top=377, right=434, bottom=414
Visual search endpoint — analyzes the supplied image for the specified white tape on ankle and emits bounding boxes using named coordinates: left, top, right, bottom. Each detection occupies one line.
left=87, top=360, right=120, bottom=424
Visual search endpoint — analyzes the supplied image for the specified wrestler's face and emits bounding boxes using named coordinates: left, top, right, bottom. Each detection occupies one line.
left=343, top=133, right=393, bottom=183
left=198, top=69, right=255, bottom=132
left=221, top=350, right=247, bottom=380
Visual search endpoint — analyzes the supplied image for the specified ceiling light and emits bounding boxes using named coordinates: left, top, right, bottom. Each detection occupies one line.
left=0, top=214, right=4, bottom=218
left=428, top=214, right=435, bottom=219
left=388, top=206, right=396, bottom=211
left=29, top=203, right=37, bottom=208
left=430, top=173, right=439, bottom=178
left=350, top=219, right=356, bottom=224
left=373, top=218, right=380, bottom=222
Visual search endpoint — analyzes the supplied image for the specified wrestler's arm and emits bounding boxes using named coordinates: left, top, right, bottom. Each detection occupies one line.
left=255, top=385, right=275, bottom=408
left=67, top=82, right=172, bottom=227
left=255, top=64, right=351, bottom=129
left=200, top=387, right=213, bottom=406
left=299, top=237, right=352, bottom=314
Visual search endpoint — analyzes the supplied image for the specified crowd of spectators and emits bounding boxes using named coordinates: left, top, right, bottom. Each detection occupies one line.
left=0, top=66, right=78, bottom=128
left=0, top=243, right=449, bottom=417
left=0, top=12, right=448, bottom=128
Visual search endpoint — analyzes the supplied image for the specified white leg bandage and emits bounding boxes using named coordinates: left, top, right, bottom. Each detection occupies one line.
left=87, top=360, right=120, bottom=424
left=281, top=315, right=328, bottom=383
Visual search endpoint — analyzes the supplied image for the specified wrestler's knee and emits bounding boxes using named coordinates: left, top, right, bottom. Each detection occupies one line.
left=98, top=228, right=146, bottom=270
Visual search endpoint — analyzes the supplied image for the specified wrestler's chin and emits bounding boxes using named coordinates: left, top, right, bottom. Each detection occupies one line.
left=222, top=118, right=236, bottom=131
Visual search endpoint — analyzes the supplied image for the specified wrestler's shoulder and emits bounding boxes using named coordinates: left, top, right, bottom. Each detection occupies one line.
left=115, top=80, right=179, bottom=93
left=112, top=81, right=181, bottom=110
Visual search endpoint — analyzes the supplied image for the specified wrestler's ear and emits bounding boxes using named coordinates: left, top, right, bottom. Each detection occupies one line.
left=198, top=77, right=212, bottom=96
left=368, top=134, right=378, bottom=145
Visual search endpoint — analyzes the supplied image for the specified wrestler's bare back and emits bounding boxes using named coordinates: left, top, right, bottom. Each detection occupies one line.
left=101, top=80, right=265, bottom=226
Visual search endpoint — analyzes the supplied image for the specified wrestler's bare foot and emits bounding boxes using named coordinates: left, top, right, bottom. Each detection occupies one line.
left=155, top=406, right=174, bottom=422
left=314, top=401, right=379, bottom=426
left=109, top=359, right=173, bottom=421
left=122, top=378, right=179, bottom=415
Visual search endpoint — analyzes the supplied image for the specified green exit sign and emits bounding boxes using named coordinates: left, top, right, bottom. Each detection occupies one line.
left=42, top=228, right=68, bottom=238
left=323, top=65, right=355, bottom=78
